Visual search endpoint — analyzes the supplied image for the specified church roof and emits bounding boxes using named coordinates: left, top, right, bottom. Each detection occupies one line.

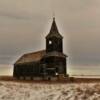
left=46, top=17, right=63, bottom=39
left=15, top=50, right=46, bottom=64
left=44, top=51, right=67, bottom=58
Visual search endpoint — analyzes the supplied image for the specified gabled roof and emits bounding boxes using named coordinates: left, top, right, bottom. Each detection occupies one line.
left=46, top=17, right=63, bottom=39
left=15, top=50, right=46, bottom=64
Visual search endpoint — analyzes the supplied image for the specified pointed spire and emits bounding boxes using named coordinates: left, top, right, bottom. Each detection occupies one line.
left=46, top=17, right=63, bottom=39
left=49, top=17, right=59, bottom=33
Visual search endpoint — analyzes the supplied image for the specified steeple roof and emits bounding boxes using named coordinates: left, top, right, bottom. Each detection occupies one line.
left=46, top=17, right=63, bottom=39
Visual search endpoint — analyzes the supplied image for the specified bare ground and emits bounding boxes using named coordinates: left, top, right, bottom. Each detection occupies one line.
left=0, top=76, right=100, bottom=83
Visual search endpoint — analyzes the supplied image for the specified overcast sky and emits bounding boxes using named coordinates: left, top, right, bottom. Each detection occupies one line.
left=0, top=0, right=100, bottom=75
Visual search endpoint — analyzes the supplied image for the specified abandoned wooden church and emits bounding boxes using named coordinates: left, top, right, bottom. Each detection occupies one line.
left=13, top=17, right=68, bottom=79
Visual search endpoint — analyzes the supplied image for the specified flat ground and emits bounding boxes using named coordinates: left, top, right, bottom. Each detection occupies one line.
left=0, top=76, right=100, bottom=83
left=0, top=80, right=100, bottom=100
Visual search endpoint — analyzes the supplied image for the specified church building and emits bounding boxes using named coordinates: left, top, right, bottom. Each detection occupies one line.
left=13, top=17, right=68, bottom=80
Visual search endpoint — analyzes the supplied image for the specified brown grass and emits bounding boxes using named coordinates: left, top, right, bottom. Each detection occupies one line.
left=0, top=76, right=100, bottom=84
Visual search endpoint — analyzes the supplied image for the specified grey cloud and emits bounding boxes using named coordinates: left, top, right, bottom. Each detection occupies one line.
left=0, top=12, right=32, bottom=20
left=0, top=0, right=99, bottom=67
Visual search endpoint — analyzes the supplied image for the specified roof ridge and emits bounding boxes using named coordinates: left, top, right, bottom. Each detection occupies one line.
left=24, top=50, right=45, bottom=55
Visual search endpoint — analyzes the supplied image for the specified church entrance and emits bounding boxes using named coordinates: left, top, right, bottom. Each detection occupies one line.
left=46, top=68, right=56, bottom=76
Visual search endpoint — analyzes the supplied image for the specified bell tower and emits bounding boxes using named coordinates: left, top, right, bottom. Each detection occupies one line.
left=46, top=17, right=63, bottom=53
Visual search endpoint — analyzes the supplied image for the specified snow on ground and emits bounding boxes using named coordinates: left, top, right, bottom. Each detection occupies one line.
left=0, top=81, right=100, bottom=100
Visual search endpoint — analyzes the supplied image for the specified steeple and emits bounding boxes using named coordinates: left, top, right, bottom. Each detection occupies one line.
left=46, top=17, right=63, bottom=39
left=46, top=17, right=63, bottom=52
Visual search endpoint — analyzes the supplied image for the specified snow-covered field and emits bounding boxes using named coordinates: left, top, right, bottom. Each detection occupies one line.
left=0, top=81, right=100, bottom=100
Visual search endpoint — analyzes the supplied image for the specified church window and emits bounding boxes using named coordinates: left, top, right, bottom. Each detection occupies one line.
left=49, top=40, right=52, bottom=44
